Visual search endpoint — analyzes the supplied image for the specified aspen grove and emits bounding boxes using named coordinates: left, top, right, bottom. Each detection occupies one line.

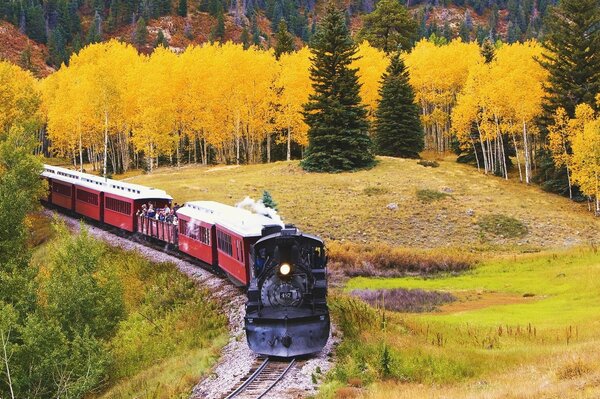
left=7, top=38, right=598, bottom=204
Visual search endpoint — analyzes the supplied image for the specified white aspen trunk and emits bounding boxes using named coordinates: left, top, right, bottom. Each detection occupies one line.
left=511, top=132, right=523, bottom=182
left=176, top=130, right=181, bottom=168
left=149, top=142, right=154, bottom=173
left=522, top=119, right=530, bottom=184
left=472, top=141, right=481, bottom=172
left=1, top=330, right=15, bottom=399
left=287, top=126, right=291, bottom=161
left=203, top=138, right=208, bottom=165
left=566, top=163, right=573, bottom=200
left=267, top=133, right=271, bottom=163
left=194, top=133, right=198, bottom=164
left=103, top=111, right=109, bottom=180
left=78, top=123, right=83, bottom=172
left=498, top=133, right=508, bottom=180
left=476, top=122, right=488, bottom=174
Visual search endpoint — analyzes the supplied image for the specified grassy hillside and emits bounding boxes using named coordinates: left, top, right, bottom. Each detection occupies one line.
left=321, top=248, right=600, bottom=398
left=126, top=157, right=600, bottom=250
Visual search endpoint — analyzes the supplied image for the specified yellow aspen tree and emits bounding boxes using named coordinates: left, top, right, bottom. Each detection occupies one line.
left=276, top=47, right=312, bottom=161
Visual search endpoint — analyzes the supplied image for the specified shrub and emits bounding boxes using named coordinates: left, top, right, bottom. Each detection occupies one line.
left=328, top=242, right=476, bottom=278
left=416, top=189, right=449, bottom=203
left=477, top=214, right=528, bottom=238
left=556, top=359, right=592, bottom=380
left=351, top=288, right=456, bottom=313
left=363, top=186, right=389, bottom=196
left=417, top=160, right=439, bottom=168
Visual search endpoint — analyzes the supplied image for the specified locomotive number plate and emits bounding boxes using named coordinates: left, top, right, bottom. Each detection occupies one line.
left=280, top=292, right=293, bottom=299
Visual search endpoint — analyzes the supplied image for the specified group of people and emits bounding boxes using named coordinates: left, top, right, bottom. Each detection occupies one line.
left=136, top=202, right=181, bottom=224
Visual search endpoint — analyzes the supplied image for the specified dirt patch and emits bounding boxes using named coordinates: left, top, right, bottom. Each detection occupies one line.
left=435, top=290, right=538, bottom=315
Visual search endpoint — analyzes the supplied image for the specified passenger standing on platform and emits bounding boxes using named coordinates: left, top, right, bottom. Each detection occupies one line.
left=147, top=204, right=156, bottom=218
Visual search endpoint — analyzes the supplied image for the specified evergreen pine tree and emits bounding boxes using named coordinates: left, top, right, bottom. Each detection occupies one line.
left=212, top=11, right=225, bottom=41
left=534, top=0, right=599, bottom=195
left=25, top=2, right=47, bottom=43
left=480, top=38, right=495, bottom=63
left=274, top=19, right=294, bottom=59
left=154, top=29, right=169, bottom=48
left=301, top=4, right=374, bottom=172
left=538, top=0, right=599, bottom=119
left=48, top=29, right=68, bottom=67
left=178, top=0, right=188, bottom=17
left=86, top=11, right=103, bottom=44
left=241, top=27, right=250, bottom=49
left=373, top=52, right=424, bottom=158
left=262, top=191, right=278, bottom=210
left=135, top=17, right=148, bottom=48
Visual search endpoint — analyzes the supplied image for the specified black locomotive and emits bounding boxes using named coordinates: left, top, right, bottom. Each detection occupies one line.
left=245, top=225, right=330, bottom=357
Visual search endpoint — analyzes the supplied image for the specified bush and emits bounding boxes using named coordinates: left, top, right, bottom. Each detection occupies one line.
left=328, top=242, right=476, bottom=278
left=416, top=189, right=449, bottom=203
left=363, top=186, right=389, bottom=196
left=477, top=214, right=528, bottom=238
left=351, top=288, right=456, bottom=313
left=417, top=160, right=439, bottom=168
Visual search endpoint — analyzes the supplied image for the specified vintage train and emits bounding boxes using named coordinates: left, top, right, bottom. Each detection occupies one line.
left=41, top=164, right=330, bottom=357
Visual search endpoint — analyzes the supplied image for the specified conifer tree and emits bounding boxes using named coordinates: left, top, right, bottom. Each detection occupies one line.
left=480, top=38, right=495, bottom=63
left=154, top=29, right=169, bottom=48
left=358, top=0, right=417, bottom=53
left=274, top=19, right=294, bottom=60
left=373, top=52, right=423, bottom=158
left=301, top=4, right=374, bottom=172
left=178, top=0, right=188, bottom=16
left=135, top=17, right=148, bottom=48
left=262, top=191, right=278, bottom=210
left=536, top=0, right=599, bottom=195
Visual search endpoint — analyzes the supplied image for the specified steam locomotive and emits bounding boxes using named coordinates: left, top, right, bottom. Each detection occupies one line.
left=41, top=164, right=330, bottom=358
left=246, top=226, right=330, bottom=357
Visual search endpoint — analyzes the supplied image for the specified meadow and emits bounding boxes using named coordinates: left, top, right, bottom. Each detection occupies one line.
left=318, top=248, right=600, bottom=398
left=125, top=157, right=600, bottom=251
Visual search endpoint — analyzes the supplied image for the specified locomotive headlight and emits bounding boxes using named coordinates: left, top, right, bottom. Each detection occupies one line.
left=279, top=263, right=291, bottom=276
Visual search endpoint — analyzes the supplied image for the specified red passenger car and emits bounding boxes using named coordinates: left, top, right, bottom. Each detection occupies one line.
left=42, top=165, right=172, bottom=231
left=176, top=201, right=284, bottom=286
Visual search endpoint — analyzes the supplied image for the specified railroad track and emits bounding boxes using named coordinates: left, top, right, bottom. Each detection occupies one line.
left=223, top=358, right=296, bottom=399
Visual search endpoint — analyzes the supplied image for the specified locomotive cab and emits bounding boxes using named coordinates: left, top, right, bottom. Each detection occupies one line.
left=245, top=226, right=330, bottom=357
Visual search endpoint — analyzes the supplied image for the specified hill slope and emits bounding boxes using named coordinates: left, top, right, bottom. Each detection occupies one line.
left=125, top=157, right=600, bottom=250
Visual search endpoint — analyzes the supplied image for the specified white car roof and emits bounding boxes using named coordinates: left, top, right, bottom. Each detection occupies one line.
left=177, top=200, right=284, bottom=237
left=42, top=164, right=173, bottom=201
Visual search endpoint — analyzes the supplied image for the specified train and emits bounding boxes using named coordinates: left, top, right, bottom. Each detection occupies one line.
left=41, top=164, right=330, bottom=357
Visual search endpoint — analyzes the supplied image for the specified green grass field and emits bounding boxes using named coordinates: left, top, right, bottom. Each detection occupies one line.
left=124, top=158, right=600, bottom=250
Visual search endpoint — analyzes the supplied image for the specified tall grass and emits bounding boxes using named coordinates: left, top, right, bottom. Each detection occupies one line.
left=328, top=242, right=476, bottom=278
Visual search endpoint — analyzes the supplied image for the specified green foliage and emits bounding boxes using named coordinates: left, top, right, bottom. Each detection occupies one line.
left=262, top=190, right=278, bottom=210
left=178, top=0, right=188, bottom=17
left=134, top=17, right=148, bottom=48
left=211, top=11, right=226, bottom=41
left=86, top=11, right=103, bottom=45
left=44, top=223, right=125, bottom=340
left=301, top=4, right=374, bottom=172
left=0, top=127, right=45, bottom=314
left=477, top=213, right=528, bottom=238
left=274, top=19, right=295, bottom=60
left=417, top=159, right=439, bottom=168
left=358, top=0, right=417, bottom=53
left=154, top=29, right=169, bottom=49
left=373, top=52, right=424, bottom=158
left=480, top=38, right=496, bottom=63
left=535, top=0, right=599, bottom=195
left=416, top=189, right=449, bottom=203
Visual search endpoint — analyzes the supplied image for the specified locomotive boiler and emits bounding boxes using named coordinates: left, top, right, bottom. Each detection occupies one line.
left=245, top=226, right=330, bottom=357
